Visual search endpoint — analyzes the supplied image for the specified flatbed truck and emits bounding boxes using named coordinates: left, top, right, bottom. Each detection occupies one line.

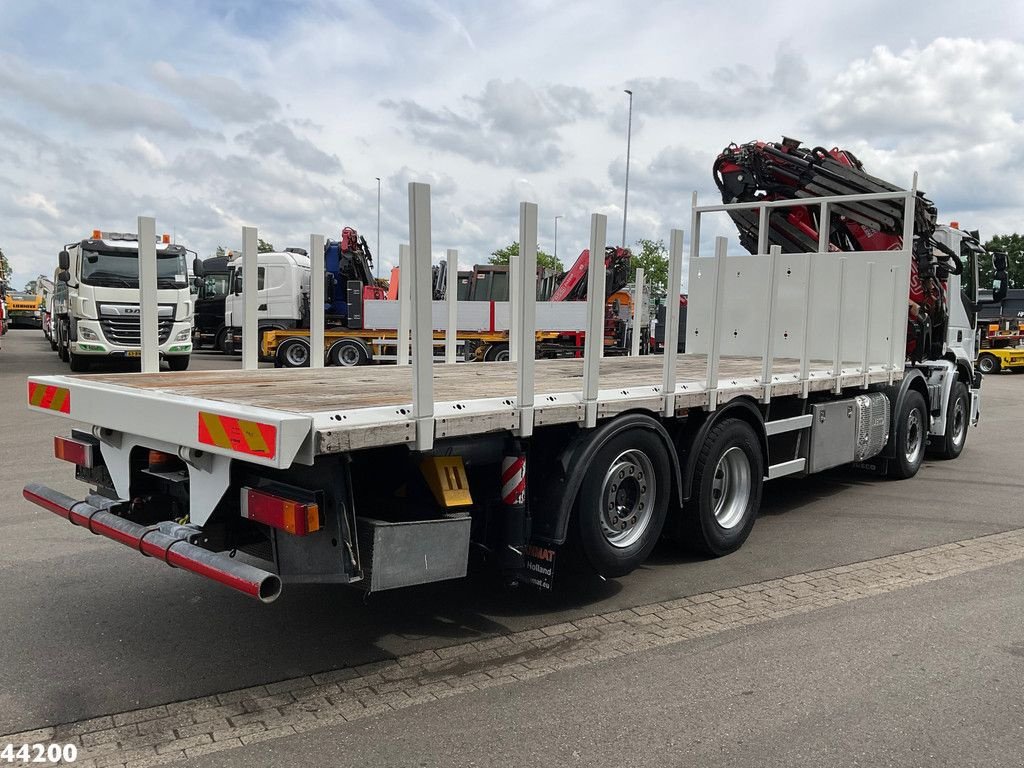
left=23, top=182, right=989, bottom=603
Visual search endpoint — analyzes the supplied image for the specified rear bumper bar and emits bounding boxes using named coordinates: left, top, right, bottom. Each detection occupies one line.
left=23, top=483, right=282, bottom=603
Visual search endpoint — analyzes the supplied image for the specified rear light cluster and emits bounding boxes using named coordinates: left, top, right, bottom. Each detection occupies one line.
left=241, top=487, right=321, bottom=536
left=54, top=434, right=97, bottom=468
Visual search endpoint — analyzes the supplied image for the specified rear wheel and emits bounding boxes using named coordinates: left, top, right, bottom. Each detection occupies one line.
left=682, top=419, right=764, bottom=557
left=276, top=338, right=310, bottom=368
left=329, top=339, right=368, bottom=367
left=889, top=391, right=928, bottom=479
left=977, top=354, right=999, bottom=375
left=484, top=343, right=510, bottom=362
left=573, top=428, right=671, bottom=578
left=930, top=382, right=968, bottom=460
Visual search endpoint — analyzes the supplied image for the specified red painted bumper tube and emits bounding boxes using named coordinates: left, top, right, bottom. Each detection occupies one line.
left=23, top=483, right=282, bottom=603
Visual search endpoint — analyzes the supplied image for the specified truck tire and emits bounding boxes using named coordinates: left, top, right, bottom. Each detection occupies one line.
left=276, top=338, right=310, bottom=368
left=683, top=419, right=764, bottom=557
left=930, top=382, right=968, bottom=460
left=889, top=390, right=928, bottom=479
left=328, top=339, right=368, bottom=367
left=215, top=327, right=230, bottom=355
left=68, top=351, right=89, bottom=373
left=977, top=354, right=999, bottom=374
left=484, top=343, right=510, bottom=362
left=58, top=322, right=69, bottom=362
left=573, top=428, right=671, bottom=578
left=166, top=356, right=190, bottom=372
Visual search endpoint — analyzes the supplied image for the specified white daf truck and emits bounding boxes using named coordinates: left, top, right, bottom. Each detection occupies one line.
left=52, top=231, right=194, bottom=372
left=22, top=170, right=998, bottom=604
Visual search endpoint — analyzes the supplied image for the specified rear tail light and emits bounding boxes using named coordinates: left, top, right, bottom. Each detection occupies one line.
left=241, top=487, right=321, bottom=536
left=54, top=434, right=97, bottom=468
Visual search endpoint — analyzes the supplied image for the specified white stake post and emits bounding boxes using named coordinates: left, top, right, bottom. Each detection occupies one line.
left=509, top=253, right=519, bottom=362
left=242, top=226, right=258, bottom=370
left=517, top=202, right=538, bottom=437
left=310, top=233, right=325, bottom=368
left=705, top=236, right=728, bottom=411
left=398, top=243, right=411, bottom=365
left=582, top=213, right=608, bottom=428
left=408, top=183, right=434, bottom=450
left=445, top=249, right=458, bottom=363
left=137, top=216, right=159, bottom=373
left=661, top=228, right=685, bottom=416
left=631, top=266, right=645, bottom=357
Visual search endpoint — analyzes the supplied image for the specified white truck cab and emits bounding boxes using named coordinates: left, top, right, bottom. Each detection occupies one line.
left=54, top=230, right=193, bottom=372
left=222, top=250, right=310, bottom=356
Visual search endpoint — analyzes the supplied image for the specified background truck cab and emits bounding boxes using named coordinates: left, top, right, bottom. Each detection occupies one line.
left=53, top=230, right=194, bottom=372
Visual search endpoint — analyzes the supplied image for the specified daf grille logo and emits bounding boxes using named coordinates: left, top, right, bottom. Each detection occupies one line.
left=122, top=307, right=141, bottom=314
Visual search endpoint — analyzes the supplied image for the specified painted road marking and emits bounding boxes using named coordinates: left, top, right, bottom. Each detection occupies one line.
left=5, top=528, right=1024, bottom=767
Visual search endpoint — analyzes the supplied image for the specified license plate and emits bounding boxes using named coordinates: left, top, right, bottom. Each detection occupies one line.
left=125, top=351, right=141, bottom=358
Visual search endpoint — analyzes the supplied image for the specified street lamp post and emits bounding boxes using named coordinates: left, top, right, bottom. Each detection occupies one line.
left=375, top=177, right=381, bottom=280
left=622, top=89, right=633, bottom=248
left=554, top=215, right=562, bottom=264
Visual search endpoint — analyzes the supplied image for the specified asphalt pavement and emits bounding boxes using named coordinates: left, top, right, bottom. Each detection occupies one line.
left=1, top=327, right=1023, bottom=766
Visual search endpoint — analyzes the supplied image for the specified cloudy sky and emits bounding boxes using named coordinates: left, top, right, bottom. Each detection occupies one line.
left=1, top=0, right=1022, bottom=289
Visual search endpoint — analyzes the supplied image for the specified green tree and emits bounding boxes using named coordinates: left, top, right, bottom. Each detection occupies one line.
left=490, top=241, right=563, bottom=273
left=981, top=233, right=1024, bottom=291
left=257, top=238, right=275, bottom=253
left=0, top=247, right=10, bottom=289
left=631, top=238, right=670, bottom=292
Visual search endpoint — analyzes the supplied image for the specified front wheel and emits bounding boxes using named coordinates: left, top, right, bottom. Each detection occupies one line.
left=977, top=354, right=999, bottom=375
left=574, top=428, right=672, bottom=578
left=889, top=391, right=928, bottom=479
left=68, top=351, right=89, bottom=372
left=930, top=382, right=969, bottom=460
left=682, top=419, right=764, bottom=557
left=166, top=356, right=190, bottom=372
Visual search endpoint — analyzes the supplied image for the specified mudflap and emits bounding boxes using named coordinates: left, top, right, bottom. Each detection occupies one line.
left=518, top=542, right=557, bottom=590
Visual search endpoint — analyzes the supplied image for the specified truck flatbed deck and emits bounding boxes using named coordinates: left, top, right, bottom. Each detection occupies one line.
left=32, top=354, right=900, bottom=467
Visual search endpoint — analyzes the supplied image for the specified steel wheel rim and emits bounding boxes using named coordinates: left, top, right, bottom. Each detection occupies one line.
left=600, top=449, right=656, bottom=548
left=905, top=408, right=923, bottom=464
left=337, top=344, right=360, bottom=366
left=285, top=343, right=308, bottom=367
left=712, top=446, right=751, bottom=530
left=979, top=357, right=994, bottom=373
left=951, top=396, right=966, bottom=448
left=494, top=348, right=510, bottom=362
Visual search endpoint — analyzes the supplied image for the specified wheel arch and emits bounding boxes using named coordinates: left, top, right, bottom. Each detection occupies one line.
left=530, top=410, right=683, bottom=546
left=878, top=368, right=928, bottom=458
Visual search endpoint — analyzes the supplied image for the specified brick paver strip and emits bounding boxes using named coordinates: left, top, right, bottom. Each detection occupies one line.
left=6, top=528, right=1024, bottom=768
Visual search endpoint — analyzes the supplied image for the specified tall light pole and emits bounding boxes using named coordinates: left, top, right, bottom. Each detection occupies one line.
left=622, top=89, right=633, bottom=248
left=375, top=177, right=381, bottom=280
left=554, top=215, right=562, bottom=264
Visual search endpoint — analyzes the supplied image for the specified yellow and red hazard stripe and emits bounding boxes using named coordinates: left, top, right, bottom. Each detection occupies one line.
left=197, top=411, right=277, bottom=460
left=28, top=382, right=71, bottom=414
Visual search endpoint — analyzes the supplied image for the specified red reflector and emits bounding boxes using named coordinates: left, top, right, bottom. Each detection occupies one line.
left=54, top=435, right=95, bottom=468
left=241, top=487, right=320, bottom=536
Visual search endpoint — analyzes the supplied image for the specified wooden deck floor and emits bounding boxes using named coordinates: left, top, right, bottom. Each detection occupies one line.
left=84, top=355, right=803, bottom=416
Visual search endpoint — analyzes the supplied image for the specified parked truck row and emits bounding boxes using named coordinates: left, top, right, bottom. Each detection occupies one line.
left=22, top=138, right=1007, bottom=606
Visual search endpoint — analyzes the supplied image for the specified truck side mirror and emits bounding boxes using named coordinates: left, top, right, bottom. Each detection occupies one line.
left=192, top=257, right=205, bottom=277
left=58, top=270, right=70, bottom=284
left=993, top=251, right=1008, bottom=272
left=993, top=272, right=1008, bottom=303
left=58, top=250, right=70, bottom=271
